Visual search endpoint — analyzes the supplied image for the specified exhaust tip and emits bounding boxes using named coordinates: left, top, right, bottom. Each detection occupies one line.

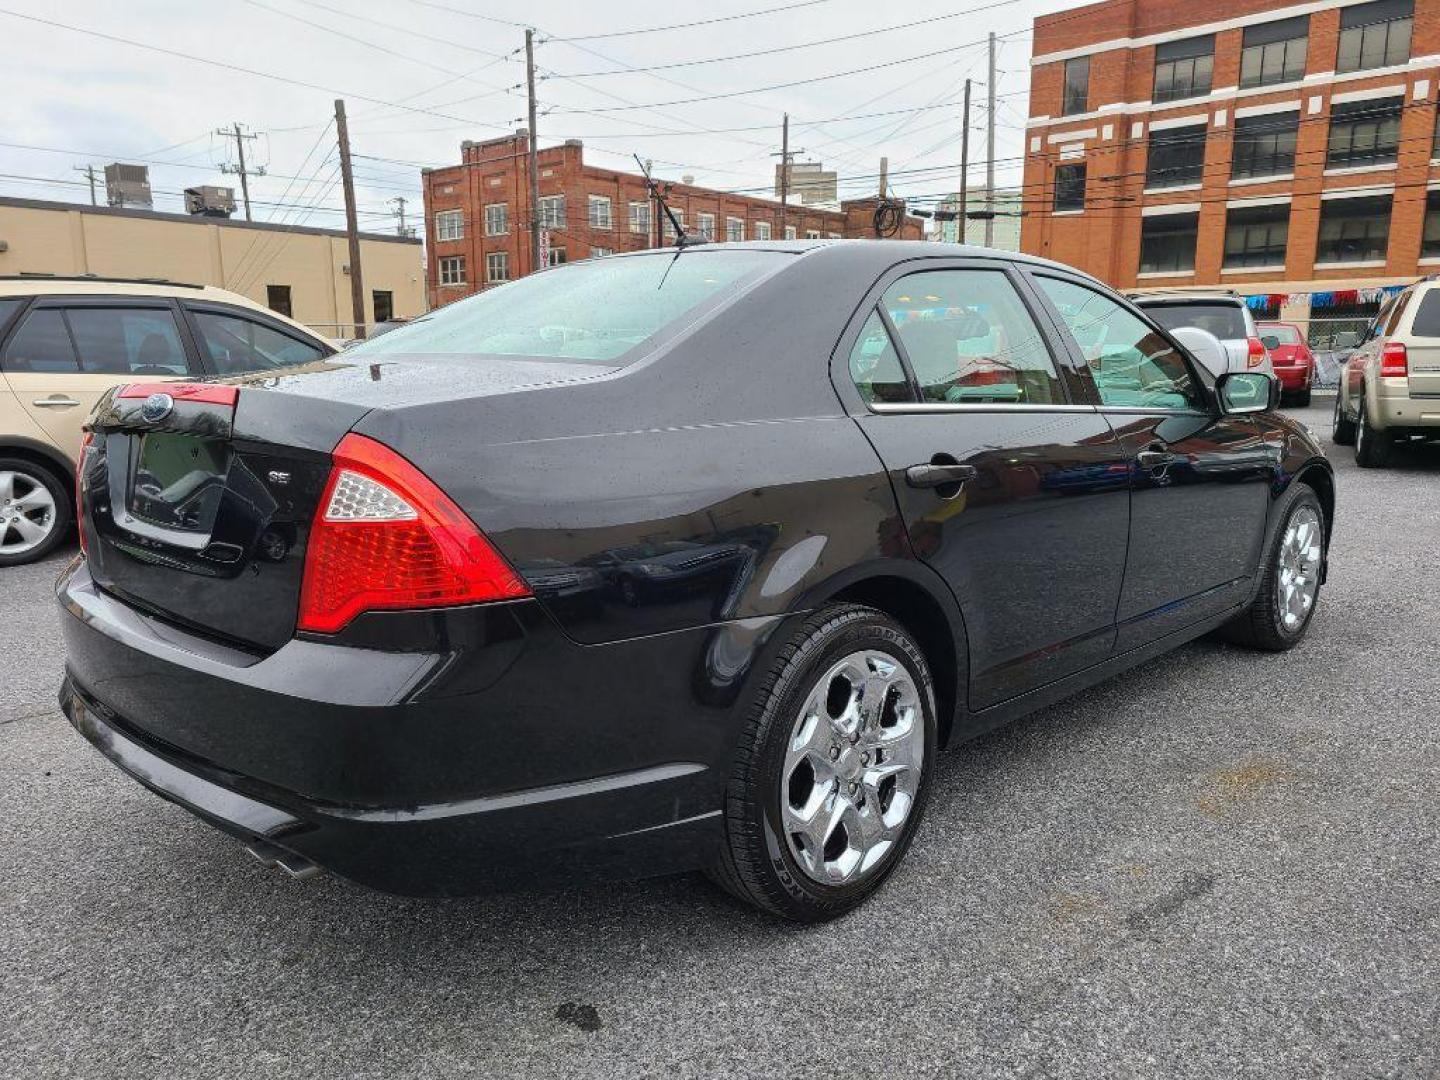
left=245, top=839, right=320, bottom=881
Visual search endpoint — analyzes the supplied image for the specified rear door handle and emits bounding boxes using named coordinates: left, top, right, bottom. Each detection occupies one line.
left=905, top=462, right=978, bottom=488
left=32, top=397, right=81, bottom=408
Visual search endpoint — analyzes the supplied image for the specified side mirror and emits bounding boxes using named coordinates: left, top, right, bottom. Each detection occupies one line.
left=1170, top=326, right=1228, bottom=378
left=1332, top=331, right=1360, bottom=350
left=1217, top=371, right=1278, bottom=415
left=1260, top=334, right=1281, bottom=350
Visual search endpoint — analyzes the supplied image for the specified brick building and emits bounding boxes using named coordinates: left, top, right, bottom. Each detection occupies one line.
left=1021, top=0, right=1440, bottom=336
left=420, top=131, right=922, bottom=308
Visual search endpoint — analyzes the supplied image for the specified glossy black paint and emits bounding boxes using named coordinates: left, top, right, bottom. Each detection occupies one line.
left=58, top=241, right=1333, bottom=895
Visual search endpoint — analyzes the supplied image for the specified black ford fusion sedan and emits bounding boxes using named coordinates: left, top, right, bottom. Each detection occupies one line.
left=58, top=241, right=1333, bottom=921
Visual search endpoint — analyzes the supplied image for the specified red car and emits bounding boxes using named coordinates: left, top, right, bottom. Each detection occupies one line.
left=1257, top=322, right=1316, bottom=406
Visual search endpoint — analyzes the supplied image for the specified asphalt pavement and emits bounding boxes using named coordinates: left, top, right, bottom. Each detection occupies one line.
left=3, top=398, right=1438, bottom=1079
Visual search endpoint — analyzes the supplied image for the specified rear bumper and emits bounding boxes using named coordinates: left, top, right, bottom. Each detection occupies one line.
left=1272, top=365, right=1312, bottom=392
left=55, top=560, right=772, bottom=895
left=1372, top=379, right=1440, bottom=430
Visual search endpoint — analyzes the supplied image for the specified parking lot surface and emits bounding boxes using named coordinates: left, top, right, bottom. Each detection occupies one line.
left=3, top=399, right=1437, bottom=1080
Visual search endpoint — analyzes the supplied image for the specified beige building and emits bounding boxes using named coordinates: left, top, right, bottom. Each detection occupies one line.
left=0, top=196, right=425, bottom=337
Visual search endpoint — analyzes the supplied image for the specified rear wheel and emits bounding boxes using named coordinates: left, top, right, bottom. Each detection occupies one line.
left=1332, top=392, right=1357, bottom=445
left=1355, top=398, right=1393, bottom=468
left=709, top=604, right=937, bottom=922
left=0, top=458, right=71, bottom=567
left=1292, top=387, right=1312, bottom=408
left=1218, top=485, right=1324, bottom=651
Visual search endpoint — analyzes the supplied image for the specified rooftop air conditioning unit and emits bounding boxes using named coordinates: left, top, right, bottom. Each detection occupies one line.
left=184, top=186, right=236, bottom=218
left=104, top=163, right=152, bottom=209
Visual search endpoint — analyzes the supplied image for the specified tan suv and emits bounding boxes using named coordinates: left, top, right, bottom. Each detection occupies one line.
left=0, top=276, right=336, bottom=565
left=1332, top=278, right=1440, bottom=468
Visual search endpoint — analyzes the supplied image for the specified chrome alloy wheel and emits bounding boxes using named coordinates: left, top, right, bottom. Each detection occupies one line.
left=1276, top=505, right=1322, bottom=632
left=0, top=469, right=57, bottom=558
left=781, top=650, right=924, bottom=885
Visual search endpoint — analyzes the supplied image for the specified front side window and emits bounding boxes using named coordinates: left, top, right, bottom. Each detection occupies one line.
left=847, top=310, right=911, bottom=404
left=2, top=308, right=78, bottom=373
left=1224, top=203, right=1290, bottom=268
left=1327, top=97, right=1403, bottom=168
left=1139, top=213, right=1199, bottom=274
left=483, top=203, right=507, bottom=236
left=1145, top=125, right=1207, bottom=188
left=1054, top=163, right=1086, bottom=211
left=486, top=252, right=509, bottom=282
left=1423, top=190, right=1440, bottom=258
left=538, top=195, right=566, bottom=229
left=189, top=310, right=326, bottom=374
left=348, top=249, right=789, bottom=366
left=435, top=209, right=464, bottom=242
left=1240, top=16, right=1309, bottom=88
left=1231, top=111, right=1299, bottom=179
left=628, top=201, right=651, bottom=235
left=1062, top=56, right=1090, bottom=115
left=1153, top=35, right=1214, bottom=103
left=438, top=255, right=466, bottom=285
left=881, top=269, right=1064, bottom=405
left=726, top=217, right=745, bottom=243
left=1035, top=276, right=1201, bottom=410
left=1337, top=0, right=1412, bottom=72
left=587, top=195, right=612, bottom=229
left=67, top=307, right=190, bottom=375
left=1316, top=195, right=1393, bottom=263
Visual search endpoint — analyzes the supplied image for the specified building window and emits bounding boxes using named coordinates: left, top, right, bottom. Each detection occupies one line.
left=1139, top=212, right=1199, bottom=274
left=486, top=252, right=508, bottom=282
left=1327, top=97, right=1403, bottom=169
left=483, top=203, right=507, bottom=236
left=1422, top=190, right=1440, bottom=258
left=697, top=212, right=716, bottom=240
left=587, top=195, right=612, bottom=229
left=1061, top=56, right=1090, bottom=116
left=591, top=246, right=613, bottom=257
left=438, top=255, right=466, bottom=285
left=827, top=232, right=842, bottom=240
left=1240, top=16, right=1309, bottom=89
left=805, top=229, right=822, bottom=239
left=784, top=225, right=797, bottom=239
left=754, top=221, right=772, bottom=240
left=1053, top=163, right=1086, bottom=212
left=547, top=248, right=567, bottom=267
left=435, top=209, right=464, bottom=242
left=1223, top=203, right=1290, bottom=267
left=663, top=210, right=684, bottom=240
left=1153, top=35, right=1214, bottom=103
left=1337, top=0, right=1412, bottom=73
left=266, top=284, right=292, bottom=318
left=372, top=290, right=393, bottom=323
left=538, top=195, right=565, bottom=229
left=726, top=216, right=745, bottom=242
left=1231, top=111, right=1299, bottom=179
left=1145, top=124, right=1207, bottom=188
left=629, top=200, right=651, bottom=235
left=1316, top=194, right=1393, bottom=263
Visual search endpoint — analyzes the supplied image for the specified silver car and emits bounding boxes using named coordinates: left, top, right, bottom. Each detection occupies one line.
left=1129, top=291, right=1274, bottom=378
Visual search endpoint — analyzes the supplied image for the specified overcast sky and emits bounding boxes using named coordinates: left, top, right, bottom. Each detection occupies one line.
left=1, top=0, right=1056, bottom=233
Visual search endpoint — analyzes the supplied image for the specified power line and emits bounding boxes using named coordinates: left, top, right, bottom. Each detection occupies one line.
left=548, top=0, right=838, bottom=41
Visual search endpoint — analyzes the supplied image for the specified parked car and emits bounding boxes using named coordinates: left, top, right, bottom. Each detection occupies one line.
left=1332, top=279, right=1440, bottom=467
left=1257, top=321, right=1317, bottom=406
left=57, top=242, right=1332, bottom=922
left=0, top=276, right=337, bottom=565
left=1128, top=290, right=1273, bottom=378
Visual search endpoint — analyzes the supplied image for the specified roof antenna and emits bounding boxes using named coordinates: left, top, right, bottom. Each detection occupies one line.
left=634, top=154, right=703, bottom=248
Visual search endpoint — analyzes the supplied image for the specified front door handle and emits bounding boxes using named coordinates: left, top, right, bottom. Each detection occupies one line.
left=1136, top=447, right=1180, bottom=470
left=905, top=462, right=978, bottom=488
left=32, top=397, right=81, bottom=408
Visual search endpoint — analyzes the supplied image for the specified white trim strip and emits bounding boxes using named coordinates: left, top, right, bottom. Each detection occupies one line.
left=1330, top=84, right=1406, bottom=104
left=1314, top=259, right=1386, bottom=268
left=1221, top=265, right=1288, bottom=274
left=1047, top=127, right=1097, bottom=144
left=1230, top=173, right=1296, bottom=186
left=1142, top=203, right=1202, bottom=216
left=1136, top=270, right=1197, bottom=279
left=1142, top=184, right=1203, bottom=196
left=1226, top=195, right=1292, bottom=208
left=1323, top=163, right=1398, bottom=176
left=1321, top=184, right=1395, bottom=199
left=1149, top=113, right=1209, bottom=131
left=1234, top=100, right=1302, bottom=119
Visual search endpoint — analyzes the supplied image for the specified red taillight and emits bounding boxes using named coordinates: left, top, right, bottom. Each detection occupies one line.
left=75, top=430, right=95, bottom=557
left=1380, top=341, right=1408, bottom=378
left=1246, top=337, right=1267, bottom=368
left=297, top=433, right=529, bottom=634
left=115, top=382, right=239, bottom=406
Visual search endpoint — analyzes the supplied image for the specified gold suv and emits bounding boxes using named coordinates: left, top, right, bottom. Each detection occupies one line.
left=0, top=276, right=336, bottom=565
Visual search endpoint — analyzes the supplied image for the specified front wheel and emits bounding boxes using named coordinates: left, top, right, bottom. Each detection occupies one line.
left=1332, top=392, right=1357, bottom=446
left=709, top=604, right=937, bottom=922
left=1217, top=485, right=1325, bottom=651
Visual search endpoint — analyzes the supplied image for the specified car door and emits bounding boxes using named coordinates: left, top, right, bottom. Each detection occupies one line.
left=0, top=298, right=199, bottom=461
left=839, top=260, right=1132, bottom=709
left=1029, top=273, right=1273, bottom=651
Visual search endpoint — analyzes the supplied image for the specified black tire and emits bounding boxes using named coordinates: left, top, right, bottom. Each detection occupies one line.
left=709, top=603, right=938, bottom=922
left=1331, top=392, right=1357, bottom=446
left=1355, top=397, right=1393, bottom=468
left=0, top=456, right=72, bottom=567
left=1216, top=484, right=1325, bottom=651
left=1292, top=388, right=1312, bottom=408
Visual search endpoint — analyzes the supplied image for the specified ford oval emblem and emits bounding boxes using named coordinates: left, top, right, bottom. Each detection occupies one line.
left=140, top=392, right=174, bottom=423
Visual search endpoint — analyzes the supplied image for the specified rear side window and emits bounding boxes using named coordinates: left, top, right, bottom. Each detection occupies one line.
left=66, top=307, right=191, bottom=375
left=1411, top=291, right=1440, bottom=337
left=0, top=298, right=24, bottom=334
left=1143, top=302, right=1248, bottom=340
left=881, top=269, right=1064, bottom=405
left=190, top=310, right=326, bottom=374
left=847, top=311, right=911, bottom=404
left=1, top=309, right=79, bottom=373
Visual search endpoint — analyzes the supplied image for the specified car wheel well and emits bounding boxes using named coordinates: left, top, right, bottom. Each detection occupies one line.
left=831, top=576, right=960, bottom=747
left=1295, top=466, right=1334, bottom=546
left=0, top=444, right=72, bottom=494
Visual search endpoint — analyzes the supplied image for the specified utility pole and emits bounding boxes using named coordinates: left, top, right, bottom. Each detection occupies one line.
left=525, top=28, right=542, bottom=275
left=878, top=156, right=888, bottom=197
left=217, top=122, right=265, bottom=222
left=778, top=113, right=789, bottom=239
left=959, top=79, right=971, bottom=245
left=985, top=32, right=997, bottom=248
left=390, top=196, right=413, bottom=238
left=73, top=164, right=98, bottom=206
left=334, top=99, right=367, bottom=340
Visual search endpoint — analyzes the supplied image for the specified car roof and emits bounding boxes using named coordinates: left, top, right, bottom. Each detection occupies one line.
left=1128, top=291, right=1247, bottom=306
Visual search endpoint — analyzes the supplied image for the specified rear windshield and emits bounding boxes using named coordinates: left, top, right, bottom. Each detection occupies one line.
left=1260, top=324, right=1302, bottom=344
left=1144, top=302, right=1248, bottom=341
left=350, top=249, right=790, bottom=365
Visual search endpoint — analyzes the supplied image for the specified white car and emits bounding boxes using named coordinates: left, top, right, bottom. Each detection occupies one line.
left=1129, top=291, right=1274, bottom=378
